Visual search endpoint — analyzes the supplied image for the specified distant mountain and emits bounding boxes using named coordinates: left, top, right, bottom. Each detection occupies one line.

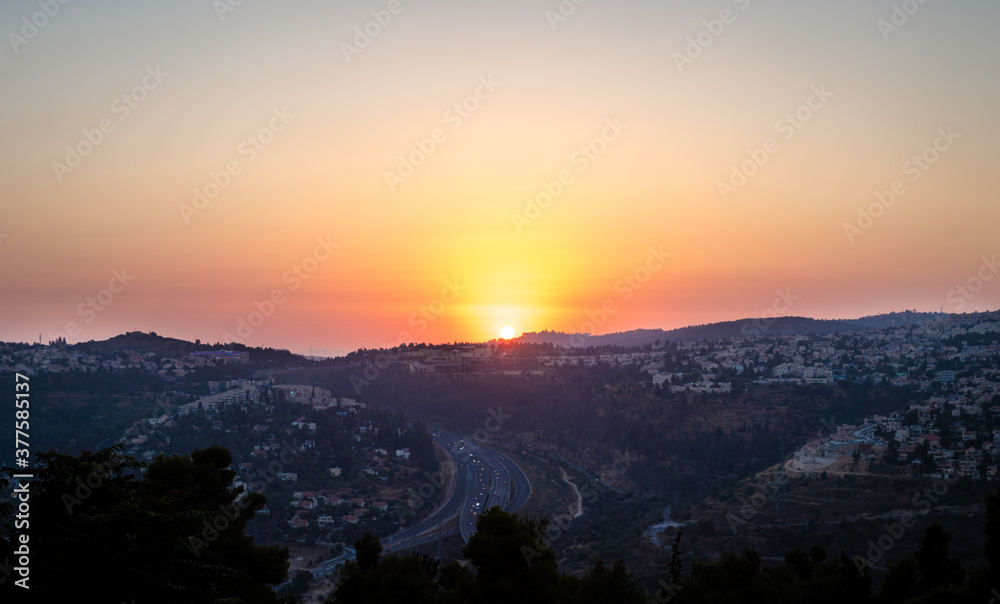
left=40, top=310, right=955, bottom=358
left=72, top=331, right=204, bottom=355
left=517, top=311, right=946, bottom=347
left=69, top=331, right=306, bottom=364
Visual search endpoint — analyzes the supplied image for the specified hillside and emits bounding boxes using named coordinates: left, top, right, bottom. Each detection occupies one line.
left=67, top=331, right=307, bottom=365
left=517, top=311, right=944, bottom=347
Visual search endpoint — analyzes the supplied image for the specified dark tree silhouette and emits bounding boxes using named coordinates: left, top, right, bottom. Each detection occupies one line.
left=1, top=446, right=290, bottom=603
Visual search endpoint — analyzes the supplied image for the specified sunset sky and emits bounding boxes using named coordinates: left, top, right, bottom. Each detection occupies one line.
left=2, top=0, right=998, bottom=355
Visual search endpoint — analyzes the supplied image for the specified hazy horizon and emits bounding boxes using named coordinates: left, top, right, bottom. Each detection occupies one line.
left=9, top=305, right=985, bottom=359
left=2, top=0, right=998, bottom=354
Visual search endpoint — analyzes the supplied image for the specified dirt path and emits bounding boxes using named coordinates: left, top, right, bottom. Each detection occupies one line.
left=561, top=468, right=583, bottom=518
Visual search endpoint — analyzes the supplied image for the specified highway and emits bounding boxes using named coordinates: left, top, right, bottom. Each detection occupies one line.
left=115, top=401, right=531, bottom=591
left=457, top=439, right=531, bottom=541
left=299, top=430, right=531, bottom=584
left=390, top=432, right=530, bottom=544
left=382, top=432, right=471, bottom=551
left=310, top=546, right=356, bottom=580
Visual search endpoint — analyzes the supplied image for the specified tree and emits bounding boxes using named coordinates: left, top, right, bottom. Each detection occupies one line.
left=984, top=489, right=1000, bottom=579
left=785, top=547, right=813, bottom=582
left=886, top=437, right=900, bottom=464
left=576, top=559, right=646, bottom=604
left=914, top=523, right=964, bottom=592
left=2, top=446, right=290, bottom=603
left=329, top=533, right=438, bottom=604
left=461, top=506, right=563, bottom=604
left=878, top=524, right=966, bottom=603
left=354, top=531, right=382, bottom=573
left=291, top=569, right=313, bottom=594
left=673, top=549, right=773, bottom=603
left=669, top=531, right=684, bottom=587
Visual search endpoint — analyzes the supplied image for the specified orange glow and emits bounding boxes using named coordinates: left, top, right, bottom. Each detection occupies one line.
left=1, top=3, right=997, bottom=354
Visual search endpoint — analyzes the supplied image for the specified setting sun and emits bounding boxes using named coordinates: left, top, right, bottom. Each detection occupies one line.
left=499, top=326, right=515, bottom=340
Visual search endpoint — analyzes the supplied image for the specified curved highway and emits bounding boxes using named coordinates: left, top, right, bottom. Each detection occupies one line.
left=388, top=431, right=530, bottom=544
left=301, top=430, right=531, bottom=584
left=382, top=432, right=471, bottom=550
left=457, top=439, right=531, bottom=541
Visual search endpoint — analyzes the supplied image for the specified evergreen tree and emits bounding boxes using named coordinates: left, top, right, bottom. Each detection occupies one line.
left=1, top=446, right=290, bottom=602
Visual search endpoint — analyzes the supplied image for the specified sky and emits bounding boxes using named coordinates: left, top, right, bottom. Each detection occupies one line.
left=1, top=0, right=998, bottom=355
